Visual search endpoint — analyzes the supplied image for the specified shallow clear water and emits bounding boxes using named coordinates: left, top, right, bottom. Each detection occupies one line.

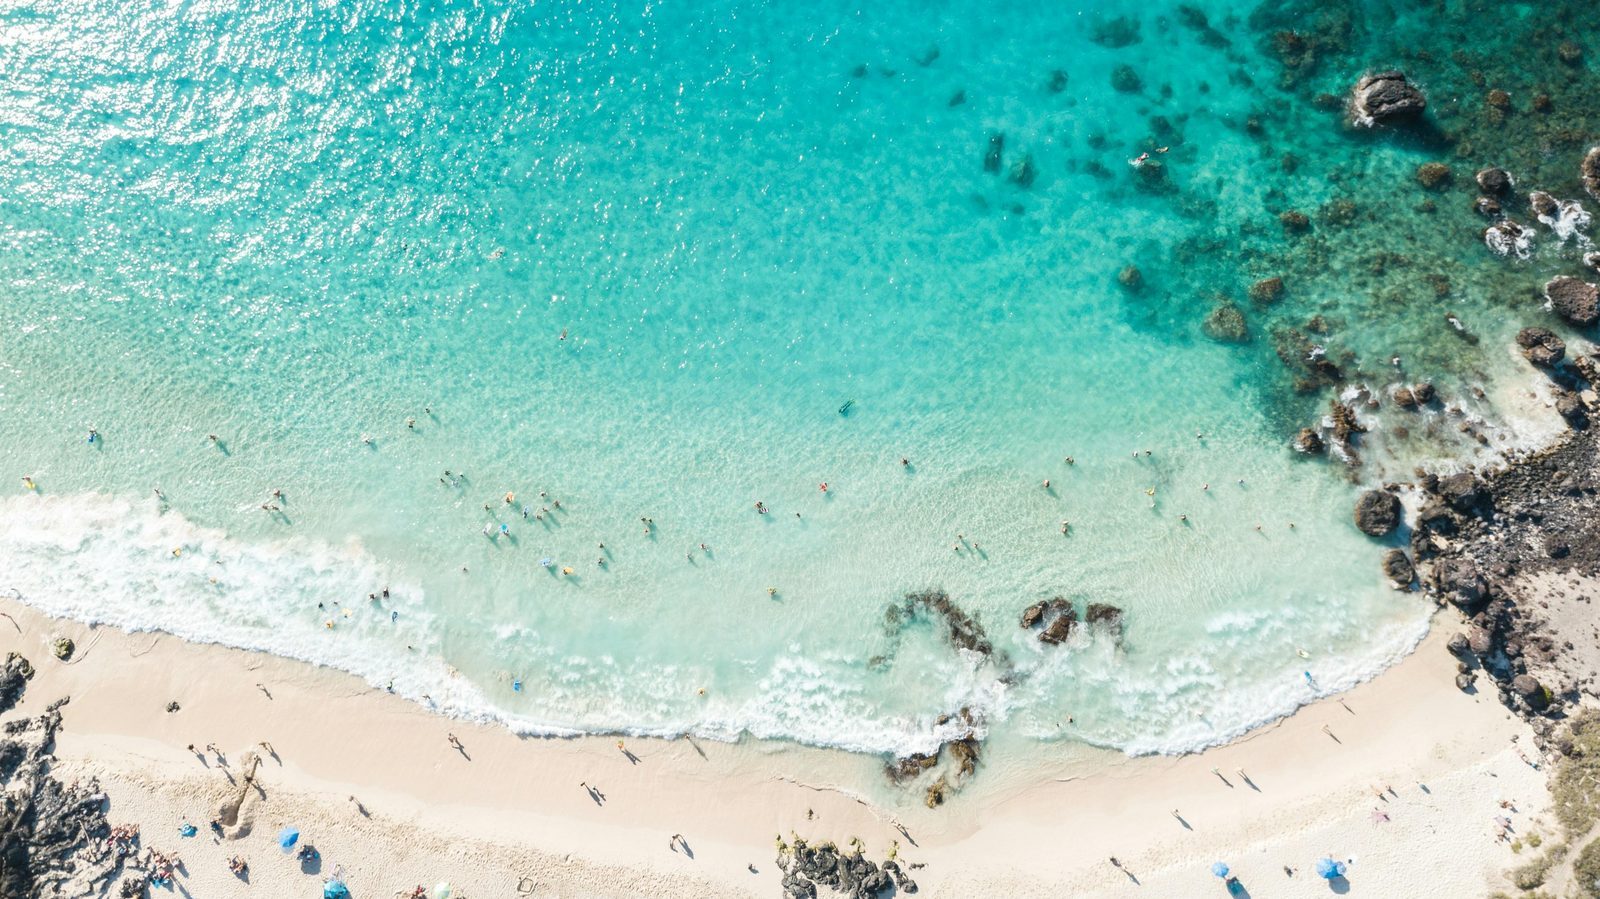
left=0, top=0, right=1592, bottom=768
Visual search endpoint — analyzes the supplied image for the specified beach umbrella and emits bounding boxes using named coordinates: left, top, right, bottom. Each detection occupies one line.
left=278, top=826, right=300, bottom=852
left=323, top=881, right=350, bottom=899
left=1315, top=857, right=1346, bottom=879
left=430, top=883, right=452, bottom=899
left=1211, top=862, right=1230, bottom=878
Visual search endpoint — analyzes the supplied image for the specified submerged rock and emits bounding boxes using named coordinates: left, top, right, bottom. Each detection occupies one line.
left=1529, top=191, right=1559, bottom=218
left=1249, top=276, right=1285, bottom=304
left=905, top=590, right=993, bottom=657
left=1019, top=601, right=1047, bottom=629
left=1007, top=154, right=1036, bottom=189
left=1354, top=489, right=1401, bottom=536
left=1117, top=265, right=1144, bottom=292
left=983, top=132, right=1003, bottom=174
left=1110, top=64, right=1143, bottom=93
left=1202, top=302, right=1248, bottom=342
left=1416, top=162, right=1452, bottom=189
left=1084, top=602, right=1124, bottom=636
left=1412, top=382, right=1436, bottom=404
left=1517, top=327, right=1566, bottom=367
left=1349, top=71, right=1426, bottom=127
left=1546, top=276, right=1600, bottom=326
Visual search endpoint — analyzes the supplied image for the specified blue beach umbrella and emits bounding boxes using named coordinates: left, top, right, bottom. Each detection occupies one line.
left=323, top=879, right=350, bottom=899
left=1211, top=862, right=1230, bottom=878
left=278, top=826, right=300, bottom=852
left=1315, top=857, right=1346, bottom=879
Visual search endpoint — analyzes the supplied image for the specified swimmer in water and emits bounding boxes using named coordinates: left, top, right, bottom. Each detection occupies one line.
left=87, top=427, right=98, bottom=444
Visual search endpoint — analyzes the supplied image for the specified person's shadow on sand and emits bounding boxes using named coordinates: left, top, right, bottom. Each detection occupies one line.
left=1327, top=874, right=1351, bottom=894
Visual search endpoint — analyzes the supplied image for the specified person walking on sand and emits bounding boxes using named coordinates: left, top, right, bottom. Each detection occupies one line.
left=447, top=733, right=463, bottom=750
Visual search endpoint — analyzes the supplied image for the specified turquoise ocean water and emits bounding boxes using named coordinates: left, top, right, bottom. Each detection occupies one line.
left=0, top=0, right=1591, bottom=769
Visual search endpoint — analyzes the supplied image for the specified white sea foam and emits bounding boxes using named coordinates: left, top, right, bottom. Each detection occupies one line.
left=0, top=490, right=1436, bottom=760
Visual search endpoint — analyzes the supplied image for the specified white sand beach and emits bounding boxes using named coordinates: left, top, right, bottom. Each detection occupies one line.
left=0, top=594, right=1551, bottom=898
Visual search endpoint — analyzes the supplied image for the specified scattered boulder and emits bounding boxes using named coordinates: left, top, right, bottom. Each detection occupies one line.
left=1393, top=386, right=1417, bottom=408
left=50, top=637, right=73, bottom=661
left=1412, top=382, right=1436, bottom=404
left=1349, top=71, right=1426, bottom=127
left=1474, top=196, right=1502, bottom=217
left=1203, top=302, right=1249, bottom=342
left=1546, top=276, right=1600, bottom=326
left=1446, top=632, right=1470, bottom=656
left=1294, top=427, right=1325, bottom=454
left=1353, top=489, right=1401, bottom=536
left=1416, top=162, right=1452, bottom=189
left=1476, top=167, right=1513, bottom=195
left=1467, top=625, right=1494, bottom=655
left=1380, top=549, right=1415, bottom=587
left=1517, top=327, right=1566, bottom=367
left=1455, top=672, right=1476, bottom=691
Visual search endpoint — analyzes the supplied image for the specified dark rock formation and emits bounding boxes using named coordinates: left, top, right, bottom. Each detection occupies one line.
left=1476, top=167, right=1513, bottom=195
left=1512, top=673, right=1549, bottom=710
left=1436, top=472, right=1482, bottom=512
left=1556, top=391, right=1588, bottom=429
left=1008, top=154, right=1036, bottom=189
left=1546, top=276, right=1600, bottom=327
left=1354, top=489, right=1401, bottom=536
left=1019, top=601, right=1046, bottom=629
left=0, top=699, right=143, bottom=898
left=1036, top=597, right=1077, bottom=645
left=1412, top=382, right=1436, bottom=404
left=1295, top=427, right=1325, bottom=454
left=1583, top=146, right=1600, bottom=202
left=1433, top=557, right=1487, bottom=611
left=1349, top=71, right=1426, bottom=127
left=779, top=838, right=914, bottom=899
left=1117, top=265, right=1143, bottom=292
left=1529, top=191, right=1559, bottom=218
left=1380, top=549, right=1415, bottom=588
left=0, top=653, right=32, bottom=715
left=1517, top=327, right=1566, bottom=367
